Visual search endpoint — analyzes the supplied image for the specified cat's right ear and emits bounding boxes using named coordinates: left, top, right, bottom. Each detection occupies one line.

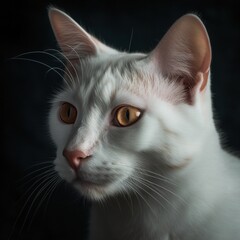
left=48, top=7, right=117, bottom=60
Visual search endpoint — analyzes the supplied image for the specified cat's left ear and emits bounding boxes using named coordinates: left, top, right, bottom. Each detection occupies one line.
left=150, top=14, right=211, bottom=103
left=48, top=7, right=117, bottom=60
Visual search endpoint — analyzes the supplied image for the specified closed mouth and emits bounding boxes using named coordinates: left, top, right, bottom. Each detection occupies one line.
left=72, top=176, right=108, bottom=187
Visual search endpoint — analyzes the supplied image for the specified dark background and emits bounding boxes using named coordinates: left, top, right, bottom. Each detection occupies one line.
left=2, top=0, right=240, bottom=239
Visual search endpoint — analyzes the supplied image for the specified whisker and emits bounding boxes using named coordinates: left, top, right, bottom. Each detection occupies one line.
left=16, top=170, right=56, bottom=206
left=114, top=162, right=176, bottom=185
left=132, top=176, right=178, bottom=211
left=28, top=176, right=62, bottom=230
left=45, top=67, right=73, bottom=84
left=17, top=165, right=54, bottom=184
left=128, top=28, right=134, bottom=52
left=9, top=172, right=57, bottom=239
left=136, top=175, right=185, bottom=204
left=17, top=169, right=56, bottom=190
left=136, top=170, right=176, bottom=186
left=47, top=47, right=81, bottom=84
left=42, top=49, right=76, bottom=83
left=126, top=188, right=134, bottom=216
left=124, top=180, right=142, bottom=215
left=19, top=173, right=58, bottom=234
left=120, top=185, right=134, bottom=216
left=13, top=50, right=75, bottom=83
left=22, top=161, right=54, bottom=172
left=62, top=44, right=81, bottom=84
left=11, top=57, right=70, bottom=87
left=116, top=192, right=124, bottom=212
left=129, top=180, right=157, bottom=213
left=131, top=176, right=167, bottom=211
left=43, top=178, right=64, bottom=216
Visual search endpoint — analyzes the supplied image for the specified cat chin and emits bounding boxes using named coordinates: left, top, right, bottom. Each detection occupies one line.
left=72, top=179, right=117, bottom=201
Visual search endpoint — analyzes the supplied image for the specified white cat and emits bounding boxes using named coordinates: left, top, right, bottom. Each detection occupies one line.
left=48, top=8, right=240, bottom=240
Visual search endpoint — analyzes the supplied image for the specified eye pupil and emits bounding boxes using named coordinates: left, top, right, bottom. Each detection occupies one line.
left=125, top=109, right=130, bottom=121
left=67, top=106, right=71, bottom=118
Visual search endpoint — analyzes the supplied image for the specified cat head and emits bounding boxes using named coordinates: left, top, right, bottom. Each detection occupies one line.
left=48, top=8, right=212, bottom=200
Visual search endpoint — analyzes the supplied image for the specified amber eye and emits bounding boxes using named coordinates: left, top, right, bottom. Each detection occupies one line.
left=59, top=102, right=77, bottom=124
left=113, top=105, right=142, bottom=127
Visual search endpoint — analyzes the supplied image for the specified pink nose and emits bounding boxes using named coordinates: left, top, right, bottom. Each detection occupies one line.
left=63, top=149, right=91, bottom=171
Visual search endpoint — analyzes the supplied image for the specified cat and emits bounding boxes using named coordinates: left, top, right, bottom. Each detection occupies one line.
left=48, top=7, right=240, bottom=240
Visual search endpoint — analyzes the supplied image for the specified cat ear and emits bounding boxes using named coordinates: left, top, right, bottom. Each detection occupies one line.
left=48, top=7, right=116, bottom=59
left=150, top=14, right=211, bottom=103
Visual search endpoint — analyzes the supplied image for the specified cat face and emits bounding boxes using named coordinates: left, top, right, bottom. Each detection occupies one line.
left=48, top=8, right=212, bottom=200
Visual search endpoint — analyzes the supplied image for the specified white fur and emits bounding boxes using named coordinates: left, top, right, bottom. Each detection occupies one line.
left=48, top=8, right=240, bottom=240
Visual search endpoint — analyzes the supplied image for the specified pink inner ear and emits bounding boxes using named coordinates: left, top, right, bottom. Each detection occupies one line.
left=48, top=8, right=97, bottom=59
left=150, top=14, right=211, bottom=103
left=48, top=8, right=117, bottom=60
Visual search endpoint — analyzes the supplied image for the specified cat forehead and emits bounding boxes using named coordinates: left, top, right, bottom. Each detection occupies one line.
left=81, top=52, right=147, bottom=83
left=67, top=53, right=149, bottom=101
left=58, top=51, right=186, bottom=108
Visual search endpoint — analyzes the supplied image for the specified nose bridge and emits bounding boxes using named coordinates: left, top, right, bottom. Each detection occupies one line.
left=67, top=125, right=95, bottom=152
left=66, top=110, right=101, bottom=152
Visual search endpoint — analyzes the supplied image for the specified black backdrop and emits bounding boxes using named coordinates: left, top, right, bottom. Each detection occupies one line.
left=3, top=0, right=240, bottom=239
